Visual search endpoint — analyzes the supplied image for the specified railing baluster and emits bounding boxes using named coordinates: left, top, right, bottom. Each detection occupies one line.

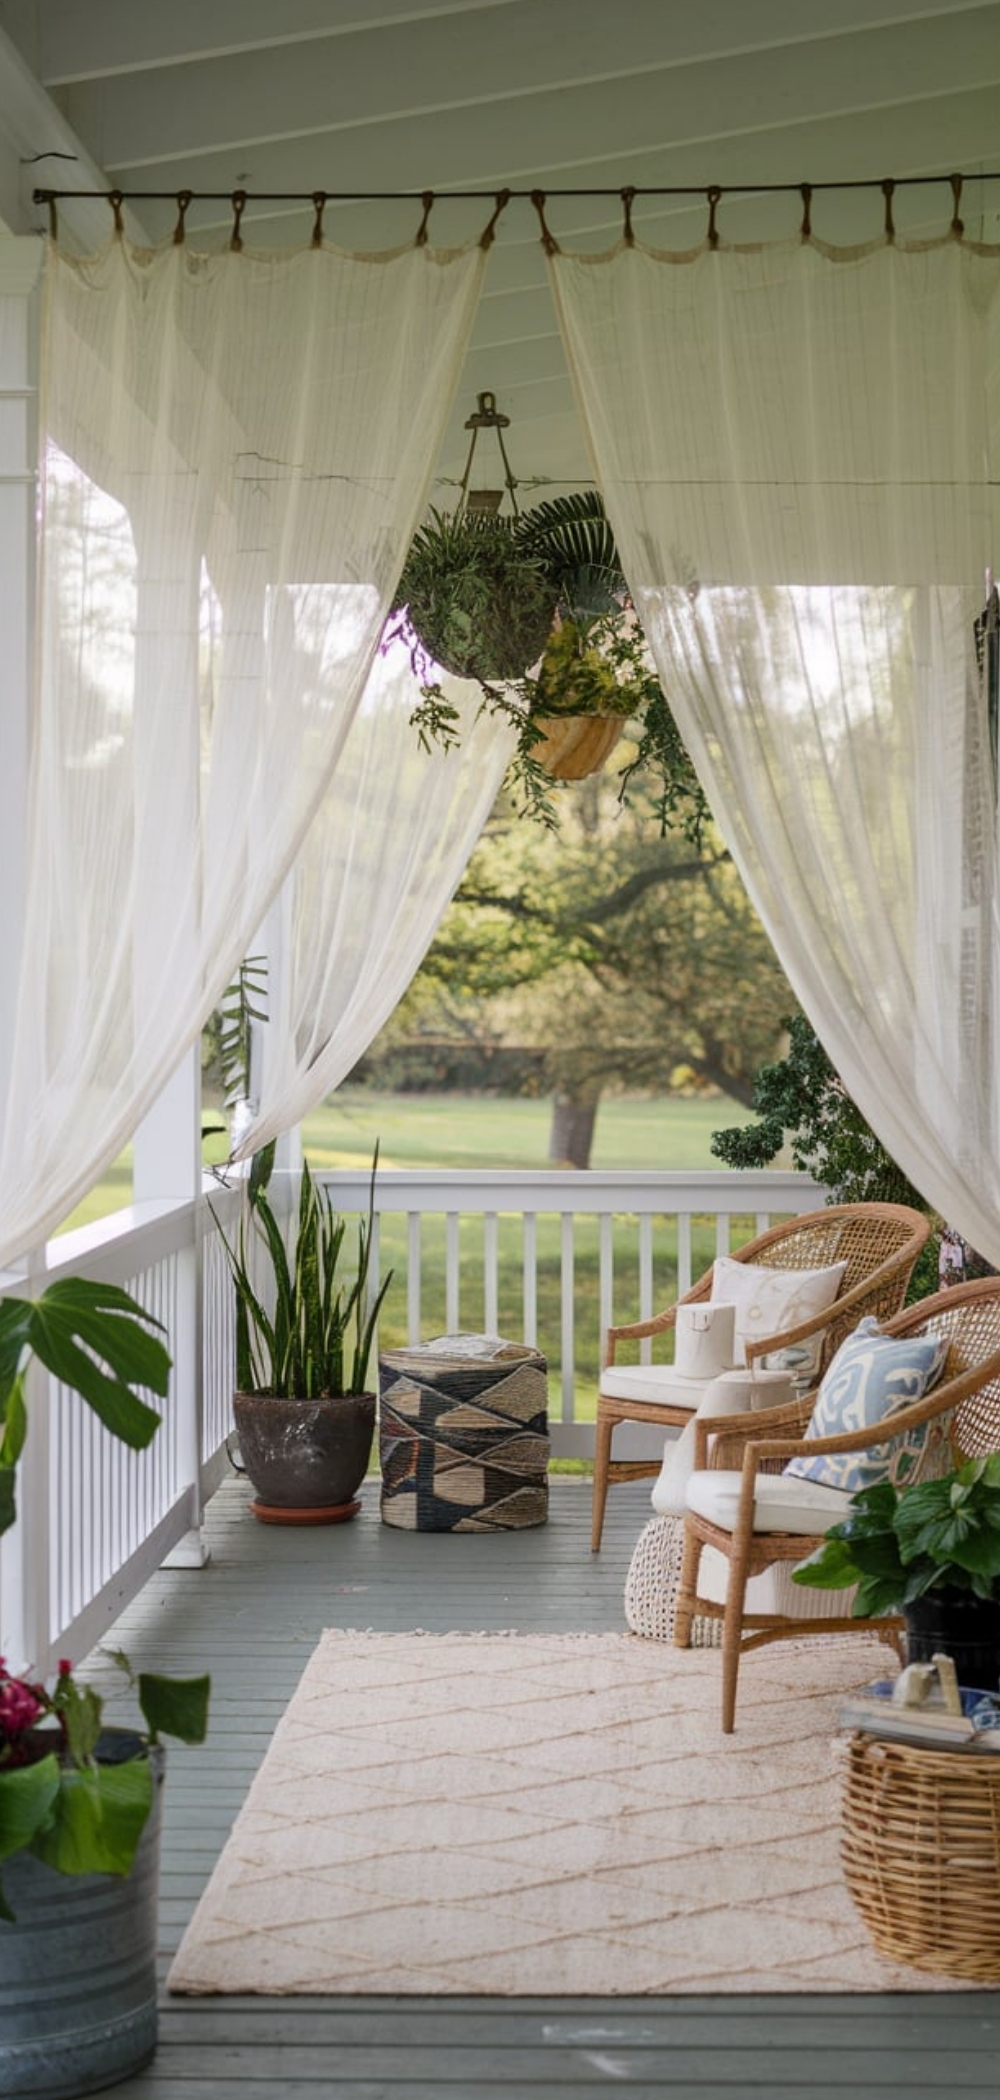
left=523, top=1213, right=537, bottom=1346
left=599, top=1212, right=613, bottom=1361
left=560, top=1213, right=575, bottom=1421
left=407, top=1212, right=421, bottom=1343
left=639, top=1214, right=654, bottom=1360
left=677, top=1210, right=692, bottom=1297
left=484, top=1212, right=499, bottom=1334
left=445, top=1212, right=460, bottom=1332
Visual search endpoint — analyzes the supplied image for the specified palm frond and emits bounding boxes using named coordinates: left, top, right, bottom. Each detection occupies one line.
left=216, top=955, right=268, bottom=1109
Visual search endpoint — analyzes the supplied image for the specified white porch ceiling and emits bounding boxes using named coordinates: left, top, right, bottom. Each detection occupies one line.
left=0, top=0, right=998, bottom=490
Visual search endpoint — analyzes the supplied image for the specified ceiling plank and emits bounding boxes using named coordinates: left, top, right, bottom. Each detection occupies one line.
left=24, top=0, right=998, bottom=83
left=50, top=1, right=1000, bottom=175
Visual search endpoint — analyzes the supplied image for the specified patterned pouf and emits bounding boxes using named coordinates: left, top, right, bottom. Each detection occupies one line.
left=378, top=1334, right=549, bottom=1531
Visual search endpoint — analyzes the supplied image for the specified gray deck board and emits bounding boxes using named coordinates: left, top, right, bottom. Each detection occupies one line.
left=85, top=1473, right=1000, bottom=2098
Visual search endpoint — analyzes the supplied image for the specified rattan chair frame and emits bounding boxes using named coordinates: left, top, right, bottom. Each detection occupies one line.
left=591, top=1202, right=931, bottom=1552
left=674, top=1275, right=1000, bottom=1732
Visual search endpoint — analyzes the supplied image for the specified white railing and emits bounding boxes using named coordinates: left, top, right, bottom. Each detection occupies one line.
left=304, top=1167, right=823, bottom=1455
left=0, top=1166, right=821, bottom=1668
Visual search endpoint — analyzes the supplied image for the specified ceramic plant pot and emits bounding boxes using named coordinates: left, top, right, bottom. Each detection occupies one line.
left=232, top=1389, right=376, bottom=1523
left=904, top=1588, right=1000, bottom=1691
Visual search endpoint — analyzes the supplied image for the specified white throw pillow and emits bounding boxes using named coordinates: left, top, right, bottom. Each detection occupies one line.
left=709, top=1254, right=847, bottom=1371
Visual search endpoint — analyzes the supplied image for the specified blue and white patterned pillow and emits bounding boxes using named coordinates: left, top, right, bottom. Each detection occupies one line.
left=784, top=1316, right=948, bottom=1494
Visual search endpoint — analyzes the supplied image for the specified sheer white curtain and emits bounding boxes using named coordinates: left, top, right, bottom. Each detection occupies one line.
left=243, top=643, right=517, bottom=1154
left=0, top=228, right=486, bottom=1263
left=549, top=229, right=1000, bottom=1264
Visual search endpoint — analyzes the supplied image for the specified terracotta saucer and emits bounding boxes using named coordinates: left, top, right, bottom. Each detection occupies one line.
left=248, top=1497, right=363, bottom=1526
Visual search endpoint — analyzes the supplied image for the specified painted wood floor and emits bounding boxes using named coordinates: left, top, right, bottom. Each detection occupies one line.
left=86, top=1473, right=1000, bottom=2100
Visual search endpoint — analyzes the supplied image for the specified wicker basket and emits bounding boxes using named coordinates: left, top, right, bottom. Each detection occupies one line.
left=841, top=1733, right=1000, bottom=1980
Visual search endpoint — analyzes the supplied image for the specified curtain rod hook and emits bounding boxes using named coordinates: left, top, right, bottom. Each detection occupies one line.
left=480, top=189, right=510, bottom=250
left=230, top=189, right=247, bottom=252
left=531, top=190, right=559, bottom=256
left=881, top=177, right=896, bottom=243
left=949, top=171, right=965, bottom=238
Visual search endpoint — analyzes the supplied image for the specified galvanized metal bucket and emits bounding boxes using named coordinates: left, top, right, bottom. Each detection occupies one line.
left=0, top=1739, right=163, bottom=2098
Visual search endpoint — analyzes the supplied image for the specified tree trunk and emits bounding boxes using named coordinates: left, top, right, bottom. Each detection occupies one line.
left=549, top=1088, right=600, bottom=1169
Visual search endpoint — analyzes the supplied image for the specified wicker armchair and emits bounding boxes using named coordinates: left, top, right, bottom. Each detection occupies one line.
left=675, top=1275, right=1000, bottom=1731
left=592, top=1202, right=931, bottom=1551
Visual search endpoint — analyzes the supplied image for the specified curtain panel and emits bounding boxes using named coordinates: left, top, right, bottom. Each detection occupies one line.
left=0, top=229, right=486, bottom=1264
left=548, top=231, right=1000, bottom=1264
left=242, top=650, right=516, bottom=1156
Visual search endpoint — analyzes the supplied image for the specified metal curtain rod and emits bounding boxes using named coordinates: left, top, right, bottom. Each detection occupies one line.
left=31, top=173, right=1000, bottom=204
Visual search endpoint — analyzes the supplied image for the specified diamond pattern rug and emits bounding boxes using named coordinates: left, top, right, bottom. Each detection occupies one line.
left=168, top=1630, right=973, bottom=1995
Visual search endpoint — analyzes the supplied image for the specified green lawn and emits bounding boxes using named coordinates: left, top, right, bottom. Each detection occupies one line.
left=67, top=1090, right=754, bottom=1230
left=301, top=1088, right=752, bottom=1173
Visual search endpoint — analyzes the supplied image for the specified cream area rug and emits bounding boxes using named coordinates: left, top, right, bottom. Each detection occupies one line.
left=168, top=1630, right=970, bottom=1996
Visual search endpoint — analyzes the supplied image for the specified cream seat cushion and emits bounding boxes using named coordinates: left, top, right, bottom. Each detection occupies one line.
left=684, top=1468, right=852, bottom=1536
left=600, top=1365, right=712, bottom=1410
left=651, top=1369, right=796, bottom=1519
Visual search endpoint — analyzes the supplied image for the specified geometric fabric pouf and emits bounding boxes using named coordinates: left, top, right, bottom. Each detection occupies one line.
left=378, top=1335, right=549, bottom=1531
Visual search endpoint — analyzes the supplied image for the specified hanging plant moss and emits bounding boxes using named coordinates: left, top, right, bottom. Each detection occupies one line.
left=393, top=508, right=557, bottom=682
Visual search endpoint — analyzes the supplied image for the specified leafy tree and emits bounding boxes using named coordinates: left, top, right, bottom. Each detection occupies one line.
left=374, top=766, right=793, bottom=1165
left=709, top=1013, right=948, bottom=1297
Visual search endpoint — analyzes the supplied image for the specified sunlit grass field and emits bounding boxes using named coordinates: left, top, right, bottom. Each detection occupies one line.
left=67, top=1087, right=755, bottom=1228
left=300, top=1088, right=752, bottom=1173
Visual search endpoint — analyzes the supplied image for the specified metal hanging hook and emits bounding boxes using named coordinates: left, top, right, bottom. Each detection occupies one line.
left=456, top=390, right=520, bottom=517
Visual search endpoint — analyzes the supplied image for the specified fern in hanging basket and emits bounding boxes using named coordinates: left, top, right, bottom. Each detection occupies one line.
left=394, top=508, right=557, bottom=682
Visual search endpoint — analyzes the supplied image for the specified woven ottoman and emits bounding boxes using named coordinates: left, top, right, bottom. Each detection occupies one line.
left=378, top=1334, right=549, bottom=1531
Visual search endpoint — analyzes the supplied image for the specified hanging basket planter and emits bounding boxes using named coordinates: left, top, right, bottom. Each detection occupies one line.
left=529, top=712, right=626, bottom=780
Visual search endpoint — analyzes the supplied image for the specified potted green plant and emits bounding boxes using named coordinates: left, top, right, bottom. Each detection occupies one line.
left=0, top=1276, right=211, bottom=2097
left=792, top=1455, right=1000, bottom=1687
left=525, top=610, right=634, bottom=780
left=213, top=1146, right=393, bottom=1524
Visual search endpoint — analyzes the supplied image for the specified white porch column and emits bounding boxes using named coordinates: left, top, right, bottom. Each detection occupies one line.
left=0, top=235, right=44, bottom=1666
left=0, top=234, right=41, bottom=1156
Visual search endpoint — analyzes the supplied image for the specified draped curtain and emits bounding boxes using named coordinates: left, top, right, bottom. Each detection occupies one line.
left=548, top=230, right=1000, bottom=1264
left=242, top=646, right=516, bottom=1155
left=0, top=228, right=487, bottom=1263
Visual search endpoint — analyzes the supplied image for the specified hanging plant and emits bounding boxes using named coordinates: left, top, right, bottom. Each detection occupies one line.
left=389, top=466, right=709, bottom=835
left=392, top=508, right=557, bottom=683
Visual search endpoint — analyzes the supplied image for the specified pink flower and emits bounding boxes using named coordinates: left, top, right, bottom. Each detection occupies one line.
left=0, top=1678, right=43, bottom=1736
